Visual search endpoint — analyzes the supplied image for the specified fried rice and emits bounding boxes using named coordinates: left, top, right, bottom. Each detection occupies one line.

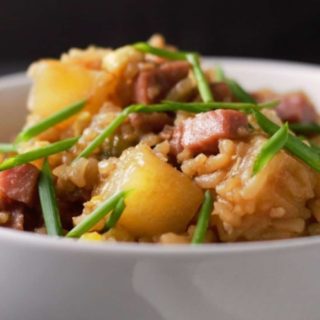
left=1, top=34, right=320, bottom=245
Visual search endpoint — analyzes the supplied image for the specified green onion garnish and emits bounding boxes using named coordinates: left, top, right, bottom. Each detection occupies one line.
left=192, top=190, right=213, bottom=244
left=158, top=100, right=278, bottom=112
left=133, top=42, right=189, bottom=60
left=225, top=79, right=256, bottom=103
left=38, top=159, right=63, bottom=236
left=0, top=143, right=16, bottom=153
left=214, top=65, right=226, bottom=82
left=186, top=53, right=214, bottom=102
left=77, top=101, right=278, bottom=158
left=76, top=105, right=140, bottom=159
left=214, top=65, right=255, bottom=103
left=66, top=191, right=127, bottom=238
left=0, top=137, right=78, bottom=171
left=253, top=110, right=320, bottom=172
left=104, top=197, right=126, bottom=231
left=253, top=123, right=289, bottom=175
left=289, top=123, right=320, bottom=135
left=310, top=143, right=320, bottom=155
left=133, top=43, right=214, bottom=102
left=15, top=99, right=86, bottom=143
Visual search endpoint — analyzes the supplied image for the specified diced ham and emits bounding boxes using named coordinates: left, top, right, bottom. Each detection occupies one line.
left=253, top=90, right=317, bottom=124
left=0, top=164, right=39, bottom=207
left=134, top=61, right=190, bottom=104
left=129, top=112, right=173, bottom=132
left=171, top=110, right=248, bottom=155
left=211, top=82, right=234, bottom=102
left=276, top=92, right=317, bottom=123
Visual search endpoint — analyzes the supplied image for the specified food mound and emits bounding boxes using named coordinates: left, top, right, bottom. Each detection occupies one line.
left=1, top=34, right=320, bottom=244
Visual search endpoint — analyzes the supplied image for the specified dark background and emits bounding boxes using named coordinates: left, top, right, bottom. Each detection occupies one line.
left=1, top=0, right=320, bottom=75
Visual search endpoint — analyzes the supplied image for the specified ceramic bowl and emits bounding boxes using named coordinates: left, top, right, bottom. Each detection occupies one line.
left=1, top=58, right=320, bottom=320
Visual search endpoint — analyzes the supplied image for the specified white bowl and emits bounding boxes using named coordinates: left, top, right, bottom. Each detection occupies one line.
left=1, top=59, right=320, bottom=320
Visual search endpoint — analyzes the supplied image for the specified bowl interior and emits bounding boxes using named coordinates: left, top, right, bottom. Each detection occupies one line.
left=2, top=58, right=320, bottom=142
left=0, top=58, right=320, bottom=252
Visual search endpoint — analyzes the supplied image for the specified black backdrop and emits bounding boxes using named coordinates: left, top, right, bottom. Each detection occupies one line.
left=1, top=0, right=320, bottom=75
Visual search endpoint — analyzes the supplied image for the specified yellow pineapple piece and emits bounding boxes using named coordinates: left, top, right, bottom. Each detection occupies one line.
left=212, top=136, right=317, bottom=241
left=80, top=232, right=103, bottom=241
left=93, top=144, right=204, bottom=237
left=27, top=59, right=116, bottom=128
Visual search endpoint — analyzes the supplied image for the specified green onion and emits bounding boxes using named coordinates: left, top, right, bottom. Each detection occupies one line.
left=0, top=143, right=16, bottom=153
left=133, top=43, right=214, bottom=102
left=253, top=123, right=289, bottom=175
left=225, top=79, right=256, bottom=103
left=310, top=143, right=320, bottom=155
left=38, top=159, right=63, bottom=236
left=134, top=44, right=255, bottom=105
left=192, top=191, right=213, bottom=244
left=104, top=197, right=126, bottom=231
left=214, top=65, right=255, bottom=103
left=214, top=65, right=225, bottom=82
left=253, top=110, right=320, bottom=172
left=76, top=105, right=140, bottom=159
left=158, top=100, right=278, bottom=112
left=0, top=137, right=78, bottom=171
left=186, top=53, right=214, bottom=102
left=289, top=123, right=320, bottom=135
left=77, top=100, right=278, bottom=159
left=66, top=191, right=127, bottom=238
left=258, top=101, right=280, bottom=109
left=15, top=99, right=86, bottom=143
left=133, top=42, right=188, bottom=60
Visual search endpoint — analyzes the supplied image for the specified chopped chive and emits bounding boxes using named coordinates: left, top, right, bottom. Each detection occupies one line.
left=76, top=105, right=140, bottom=159
left=0, top=137, right=78, bottom=171
left=133, top=42, right=189, bottom=60
left=253, top=110, right=320, bottom=172
left=15, top=99, right=86, bottom=143
left=158, top=100, right=278, bottom=112
left=213, top=65, right=255, bottom=103
left=133, top=43, right=214, bottom=102
left=76, top=101, right=278, bottom=159
left=0, top=143, right=16, bottom=153
left=225, top=79, right=256, bottom=103
left=215, top=65, right=226, bottom=82
left=186, top=53, right=214, bottom=102
left=258, top=101, right=280, bottom=109
left=66, top=191, right=127, bottom=238
left=310, top=143, right=320, bottom=155
left=38, top=159, right=63, bottom=236
left=104, top=197, right=126, bottom=231
left=289, top=123, right=320, bottom=135
left=192, top=191, right=213, bottom=244
left=134, top=45, right=254, bottom=105
left=253, top=123, right=289, bottom=175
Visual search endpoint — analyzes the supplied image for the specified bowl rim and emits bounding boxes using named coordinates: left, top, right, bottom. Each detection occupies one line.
left=1, top=227, right=320, bottom=256
left=1, top=56, right=320, bottom=256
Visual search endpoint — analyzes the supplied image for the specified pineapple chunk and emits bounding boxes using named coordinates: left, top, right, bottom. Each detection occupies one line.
left=27, top=60, right=116, bottom=127
left=80, top=232, right=103, bottom=241
left=96, top=144, right=204, bottom=237
left=212, top=136, right=317, bottom=241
